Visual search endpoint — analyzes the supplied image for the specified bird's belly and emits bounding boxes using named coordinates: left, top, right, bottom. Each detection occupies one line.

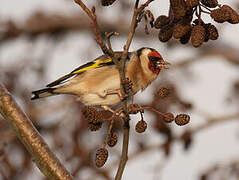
left=78, top=72, right=121, bottom=106
left=81, top=93, right=120, bottom=106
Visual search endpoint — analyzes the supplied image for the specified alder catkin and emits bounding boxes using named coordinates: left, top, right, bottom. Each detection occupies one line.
left=163, top=113, right=175, bottom=123
left=210, top=7, right=231, bottom=23
left=107, top=132, right=118, bottom=147
left=128, top=104, right=141, bottom=114
left=186, top=0, right=199, bottom=8
left=154, top=15, right=170, bottom=29
left=170, top=0, right=187, bottom=21
left=175, top=114, right=190, bottom=126
left=207, top=24, right=219, bottom=40
left=101, top=0, right=116, bottom=6
left=95, top=148, right=108, bottom=167
left=157, top=87, right=170, bottom=98
left=173, top=23, right=191, bottom=39
left=82, top=106, right=103, bottom=131
left=200, top=0, right=218, bottom=8
left=158, top=24, right=174, bottom=42
left=191, top=25, right=206, bottom=47
left=135, top=120, right=147, bottom=133
left=180, top=30, right=191, bottom=44
left=221, top=5, right=239, bottom=24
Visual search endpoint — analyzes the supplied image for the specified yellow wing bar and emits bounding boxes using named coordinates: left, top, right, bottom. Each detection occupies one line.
left=72, top=58, right=113, bottom=74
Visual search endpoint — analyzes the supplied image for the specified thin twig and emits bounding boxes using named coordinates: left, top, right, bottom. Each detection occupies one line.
left=0, top=84, right=74, bottom=180
left=104, top=119, right=114, bottom=148
left=74, top=0, right=113, bottom=57
left=141, top=106, right=171, bottom=119
left=105, top=31, right=120, bottom=53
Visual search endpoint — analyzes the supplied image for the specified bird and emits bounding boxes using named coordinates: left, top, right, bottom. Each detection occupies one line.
left=31, top=47, right=170, bottom=111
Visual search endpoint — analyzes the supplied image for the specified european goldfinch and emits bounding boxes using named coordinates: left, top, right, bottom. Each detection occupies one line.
left=31, top=47, right=169, bottom=108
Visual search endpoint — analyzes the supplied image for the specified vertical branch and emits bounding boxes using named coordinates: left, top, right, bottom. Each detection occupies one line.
left=0, top=84, right=74, bottom=180
left=115, top=119, right=130, bottom=180
left=115, top=1, right=155, bottom=179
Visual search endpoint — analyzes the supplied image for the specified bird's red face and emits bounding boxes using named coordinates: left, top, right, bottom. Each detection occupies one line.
left=148, top=51, right=170, bottom=75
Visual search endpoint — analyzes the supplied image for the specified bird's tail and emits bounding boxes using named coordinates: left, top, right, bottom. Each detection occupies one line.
left=31, top=87, right=57, bottom=100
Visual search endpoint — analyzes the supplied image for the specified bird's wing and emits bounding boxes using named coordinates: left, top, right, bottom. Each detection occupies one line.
left=70, top=55, right=114, bottom=74
left=46, top=54, right=123, bottom=87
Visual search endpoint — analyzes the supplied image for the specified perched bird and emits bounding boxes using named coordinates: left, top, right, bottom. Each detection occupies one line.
left=31, top=47, right=170, bottom=110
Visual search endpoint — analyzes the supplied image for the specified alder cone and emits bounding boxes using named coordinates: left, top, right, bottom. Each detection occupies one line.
left=221, top=5, right=239, bottom=24
left=186, top=0, right=199, bottom=8
left=135, top=120, right=147, bottom=133
left=163, top=113, right=174, bottom=123
left=154, top=15, right=170, bottom=29
left=95, top=148, right=108, bottom=167
left=180, top=30, right=191, bottom=44
left=211, top=7, right=231, bottom=23
left=82, top=106, right=103, bottom=131
left=82, top=106, right=103, bottom=124
left=107, top=132, right=118, bottom=147
left=101, top=0, right=116, bottom=6
left=175, top=114, right=190, bottom=126
left=158, top=24, right=174, bottom=42
left=88, top=122, right=102, bottom=131
left=128, top=104, right=141, bottom=114
left=173, top=23, right=191, bottom=39
left=191, top=25, right=206, bottom=47
left=170, top=0, right=187, bottom=21
left=200, top=0, right=218, bottom=8
left=207, top=24, right=218, bottom=40
left=157, top=87, right=170, bottom=98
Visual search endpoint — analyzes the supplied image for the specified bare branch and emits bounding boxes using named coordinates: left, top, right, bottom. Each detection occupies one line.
left=0, top=84, right=74, bottom=180
left=105, top=31, right=120, bottom=53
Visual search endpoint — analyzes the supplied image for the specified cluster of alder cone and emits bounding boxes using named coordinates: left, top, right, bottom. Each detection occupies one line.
left=155, top=0, right=239, bottom=47
left=101, top=0, right=239, bottom=47
left=82, top=87, right=190, bottom=167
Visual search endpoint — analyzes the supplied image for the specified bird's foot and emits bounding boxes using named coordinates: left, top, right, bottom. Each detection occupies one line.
left=101, top=106, right=125, bottom=118
left=106, top=89, right=128, bottom=101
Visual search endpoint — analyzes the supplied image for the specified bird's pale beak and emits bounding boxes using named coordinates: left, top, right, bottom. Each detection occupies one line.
left=157, top=60, right=171, bottom=69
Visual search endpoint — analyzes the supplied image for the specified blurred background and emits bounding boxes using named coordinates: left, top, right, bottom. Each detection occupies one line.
left=0, top=0, right=239, bottom=179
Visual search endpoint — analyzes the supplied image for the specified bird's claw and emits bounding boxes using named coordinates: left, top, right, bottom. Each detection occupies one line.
left=119, top=93, right=129, bottom=101
left=122, top=78, right=133, bottom=94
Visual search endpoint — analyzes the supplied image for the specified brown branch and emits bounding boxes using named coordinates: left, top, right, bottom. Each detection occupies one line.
left=115, top=119, right=130, bottom=180
left=103, top=119, right=114, bottom=148
left=115, top=1, right=155, bottom=179
left=191, top=113, right=239, bottom=134
left=74, top=0, right=113, bottom=57
left=105, top=31, right=120, bottom=53
left=0, top=84, right=74, bottom=180
left=172, top=43, right=239, bottom=68
left=141, top=106, right=172, bottom=118
left=0, top=12, right=155, bottom=42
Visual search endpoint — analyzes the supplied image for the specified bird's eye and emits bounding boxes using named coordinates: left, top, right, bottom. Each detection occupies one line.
left=149, top=56, right=162, bottom=62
